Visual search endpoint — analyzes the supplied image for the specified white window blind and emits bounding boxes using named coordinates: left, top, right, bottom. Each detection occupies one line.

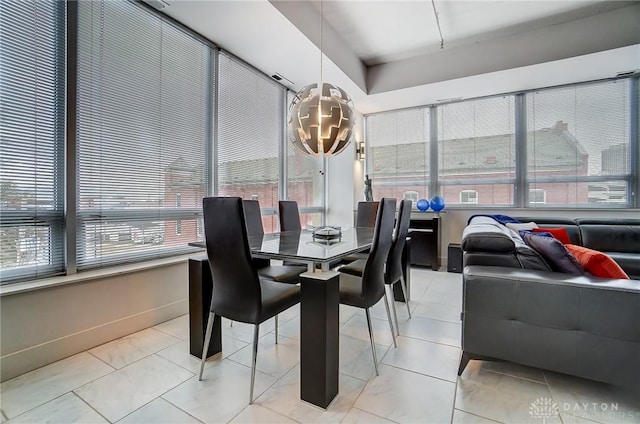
left=438, top=96, right=515, bottom=206
left=366, top=108, right=430, bottom=201
left=526, top=80, right=630, bottom=207
left=217, top=52, right=285, bottom=232
left=0, top=0, right=65, bottom=283
left=76, top=0, right=209, bottom=269
left=286, top=141, right=324, bottom=228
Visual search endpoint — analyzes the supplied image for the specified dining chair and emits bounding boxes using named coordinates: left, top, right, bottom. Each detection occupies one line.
left=199, top=197, right=300, bottom=404
left=355, top=201, right=379, bottom=227
left=278, top=200, right=302, bottom=232
left=384, top=199, right=412, bottom=334
left=340, top=201, right=380, bottom=265
left=338, top=197, right=397, bottom=375
left=339, top=200, right=413, bottom=335
left=243, top=200, right=306, bottom=283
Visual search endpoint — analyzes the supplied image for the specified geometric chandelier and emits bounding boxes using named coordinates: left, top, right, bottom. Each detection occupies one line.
left=288, top=82, right=355, bottom=157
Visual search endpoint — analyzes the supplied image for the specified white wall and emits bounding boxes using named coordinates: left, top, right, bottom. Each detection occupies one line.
left=326, top=109, right=364, bottom=227
left=0, top=260, right=189, bottom=382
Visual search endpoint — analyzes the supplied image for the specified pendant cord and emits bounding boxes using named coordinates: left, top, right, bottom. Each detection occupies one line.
left=319, top=0, right=323, bottom=152
left=320, top=0, right=323, bottom=86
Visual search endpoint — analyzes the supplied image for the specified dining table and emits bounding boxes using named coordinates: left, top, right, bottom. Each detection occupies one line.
left=188, top=227, right=375, bottom=409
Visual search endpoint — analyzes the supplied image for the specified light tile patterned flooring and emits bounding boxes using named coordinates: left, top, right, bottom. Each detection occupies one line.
left=2, top=268, right=639, bottom=423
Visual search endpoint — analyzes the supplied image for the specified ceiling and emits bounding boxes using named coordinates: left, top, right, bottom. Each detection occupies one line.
left=158, top=0, right=639, bottom=114
left=309, top=0, right=613, bottom=66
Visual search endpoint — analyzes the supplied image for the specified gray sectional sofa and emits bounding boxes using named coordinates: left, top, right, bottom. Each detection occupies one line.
left=459, top=216, right=640, bottom=389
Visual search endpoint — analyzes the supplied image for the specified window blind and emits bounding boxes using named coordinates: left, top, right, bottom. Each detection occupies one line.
left=366, top=108, right=430, bottom=201
left=526, top=80, right=630, bottom=207
left=0, top=0, right=65, bottom=283
left=438, top=96, right=515, bottom=206
left=217, top=52, right=285, bottom=231
left=76, top=0, right=210, bottom=269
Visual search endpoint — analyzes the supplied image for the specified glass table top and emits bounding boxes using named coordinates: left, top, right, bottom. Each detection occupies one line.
left=249, top=227, right=374, bottom=264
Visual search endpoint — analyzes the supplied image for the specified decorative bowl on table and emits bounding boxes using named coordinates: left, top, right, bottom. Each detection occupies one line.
left=312, top=226, right=342, bottom=241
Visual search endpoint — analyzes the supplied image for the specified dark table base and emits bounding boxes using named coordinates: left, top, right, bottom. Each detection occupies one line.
left=299, top=271, right=340, bottom=408
left=189, top=257, right=220, bottom=358
left=188, top=258, right=342, bottom=409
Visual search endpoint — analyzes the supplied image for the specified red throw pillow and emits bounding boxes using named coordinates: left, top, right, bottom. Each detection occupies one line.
left=564, top=244, right=629, bottom=279
left=532, top=227, right=572, bottom=245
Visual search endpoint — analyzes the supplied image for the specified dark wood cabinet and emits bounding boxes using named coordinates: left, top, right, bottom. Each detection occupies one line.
left=409, top=216, right=440, bottom=270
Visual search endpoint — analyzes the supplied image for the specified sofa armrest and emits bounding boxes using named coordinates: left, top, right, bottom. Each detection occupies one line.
left=461, top=265, right=640, bottom=388
left=461, top=222, right=516, bottom=253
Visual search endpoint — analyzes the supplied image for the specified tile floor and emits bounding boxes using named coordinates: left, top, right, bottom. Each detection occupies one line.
left=2, top=268, right=639, bottom=424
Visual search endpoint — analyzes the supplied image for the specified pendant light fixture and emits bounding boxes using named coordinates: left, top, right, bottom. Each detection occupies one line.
left=287, top=0, right=355, bottom=157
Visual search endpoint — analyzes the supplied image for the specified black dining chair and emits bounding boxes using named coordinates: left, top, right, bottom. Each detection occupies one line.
left=243, top=200, right=306, bottom=283
left=339, top=200, right=413, bottom=335
left=338, top=197, right=397, bottom=375
left=384, top=199, right=412, bottom=334
left=278, top=200, right=302, bottom=232
left=340, top=201, right=380, bottom=264
left=356, top=201, right=379, bottom=227
left=199, top=197, right=300, bottom=404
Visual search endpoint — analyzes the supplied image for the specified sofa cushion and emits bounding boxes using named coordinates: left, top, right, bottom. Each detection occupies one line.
left=565, top=244, right=629, bottom=280
left=532, top=227, right=572, bottom=245
left=522, top=233, right=585, bottom=275
left=577, top=219, right=640, bottom=253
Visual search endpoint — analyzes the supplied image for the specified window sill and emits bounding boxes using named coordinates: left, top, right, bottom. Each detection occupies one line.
left=0, top=250, right=206, bottom=297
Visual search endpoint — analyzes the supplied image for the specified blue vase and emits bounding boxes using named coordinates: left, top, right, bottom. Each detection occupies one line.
left=416, top=198, right=430, bottom=212
left=430, top=196, right=445, bottom=212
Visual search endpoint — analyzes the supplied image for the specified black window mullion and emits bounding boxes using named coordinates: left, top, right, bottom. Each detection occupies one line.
left=630, top=77, right=639, bottom=208
left=515, top=93, right=527, bottom=208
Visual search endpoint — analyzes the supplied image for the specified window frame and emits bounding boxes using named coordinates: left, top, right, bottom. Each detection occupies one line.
left=72, top=0, right=211, bottom=271
left=459, top=190, right=479, bottom=205
left=529, top=188, right=547, bottom=205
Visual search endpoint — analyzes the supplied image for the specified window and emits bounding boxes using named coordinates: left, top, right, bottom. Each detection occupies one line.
left=286, top=89, right=324, bottom=228
left=217, top=53, right=285, bottom=232
left=76, top=0, right=209, bottom=269
left=460, top=190, right=478, bottom=205
left=403, top=191, right=419, bottom=203
left=526, top=80, right=631, bottom=207
left=439, top=96, right=515, bottom=206
left=529, top=189, right=547, bottom=205
left=367, top=108, right=430, bottom=201
left=0, top=0, right=65, bottom=283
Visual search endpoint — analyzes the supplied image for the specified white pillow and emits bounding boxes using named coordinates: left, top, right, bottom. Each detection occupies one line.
left=505, top=222, right=538, bottom=232
left=507, top=227, right=525, bottom=242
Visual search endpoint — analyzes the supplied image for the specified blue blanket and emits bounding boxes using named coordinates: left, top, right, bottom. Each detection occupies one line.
left=467, top=214, right=521, bottom=225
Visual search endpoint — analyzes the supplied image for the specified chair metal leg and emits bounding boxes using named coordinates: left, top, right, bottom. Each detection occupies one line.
left=387, top=284, right=400, bottom=336
left=199, top=312, right=215, bottom=381
left=249, top=324, right=260, bottom=404
left=382, top=293, right=398, bottom=348
left=274, top=315, right=278, bottom=344
left=400, top=276, right=411, bottom=318
left=365, top=308, right=379, bottom=376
